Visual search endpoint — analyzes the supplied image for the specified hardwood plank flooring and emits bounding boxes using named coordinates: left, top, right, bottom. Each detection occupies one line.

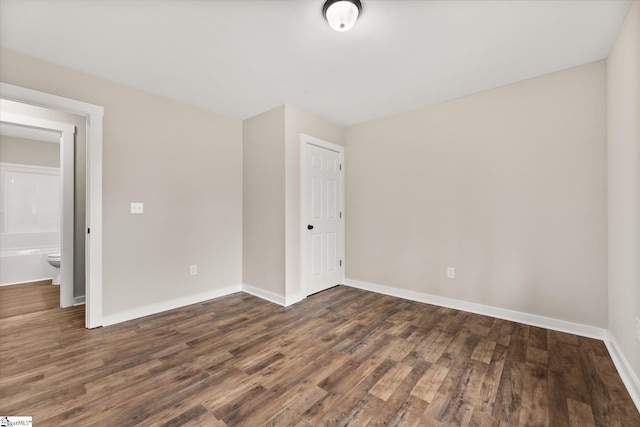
left=0, top=280, right=58, bottom=319
left=0, top=285, right=638, bottom=426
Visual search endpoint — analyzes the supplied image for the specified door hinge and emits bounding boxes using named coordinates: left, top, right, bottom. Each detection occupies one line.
left=87, top=228, right=90, bottom=234
left=339, top=211, right=342, bottom=219
left=340, top=260, right=342, bottom=267
left=339, top=163, right=342, bottom=171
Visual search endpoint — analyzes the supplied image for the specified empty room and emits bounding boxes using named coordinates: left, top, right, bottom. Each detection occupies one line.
left=0, top=0, right=639, bottom=425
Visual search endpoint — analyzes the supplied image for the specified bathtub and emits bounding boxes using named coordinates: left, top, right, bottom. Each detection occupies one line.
left=0, top=246, right=59, bottom=286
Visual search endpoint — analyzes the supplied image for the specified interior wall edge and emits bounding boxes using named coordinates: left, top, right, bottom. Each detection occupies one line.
left=240, top=284, right=307, bottom=307
left=284, top=291, right=306, bottom=307
left=605, top=330, right=640, bottom=412
left=242, top=284, right=286, bottom=306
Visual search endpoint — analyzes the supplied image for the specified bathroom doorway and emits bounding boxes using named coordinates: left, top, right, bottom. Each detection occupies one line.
left=0, top=82, right=104, bottom=328
left=0, top=114, right=75, bottom=307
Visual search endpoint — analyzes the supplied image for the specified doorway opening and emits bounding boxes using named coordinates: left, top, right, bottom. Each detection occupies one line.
left=0, top=82, right=104, bottom=328
left=0, top=113, right=75, bottom=308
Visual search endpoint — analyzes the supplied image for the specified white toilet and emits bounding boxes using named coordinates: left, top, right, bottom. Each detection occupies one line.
left=47, top=253, right=61, bottom=285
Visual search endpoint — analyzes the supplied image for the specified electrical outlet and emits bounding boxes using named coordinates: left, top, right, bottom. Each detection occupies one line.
left=635, top=317, right=640, bottom=342
left=130, top=202, right=144, bottom=214
left=447, top=267, right=455, bottom=279
left=190, top=265, right=197, bottom=276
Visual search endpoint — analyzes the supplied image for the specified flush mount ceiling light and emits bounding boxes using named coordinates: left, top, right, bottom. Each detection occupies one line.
left=323, top=0, right=362, bottom=32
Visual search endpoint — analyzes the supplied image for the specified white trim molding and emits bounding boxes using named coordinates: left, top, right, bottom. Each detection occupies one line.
left=102, top=284, right=304, bottom=327
left=94, top=274, right=639, bottom=412
left=1, top=82, right=104, bottom=329
left=73, top=296, right=86, bottom=306
left=0, top=278, right=54, bottom=287
left=343, top=279, right=640, bottom=414
left=102, top=285, right=242, bottom=326
left=241, top=285, right=305, bottom=307
left=0, top=113, right=76, bottom=309
left=242, top=284, right=286, bottom=306
left=0, top=162, right=60, bottom=175
left=285, top=292, right=306, bottom=307
left=299, top=134, right=346, bottom=298
left=345, top=278, right=607, bottom=340
left=605, top=331, right=640, bottom=412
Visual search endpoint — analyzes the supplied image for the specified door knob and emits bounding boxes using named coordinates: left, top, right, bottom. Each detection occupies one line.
left=307, top=225, right=314, bottom=230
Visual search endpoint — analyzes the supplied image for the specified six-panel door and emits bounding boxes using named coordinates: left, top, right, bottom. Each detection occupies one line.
left=304, top=142, right=342, bottom=295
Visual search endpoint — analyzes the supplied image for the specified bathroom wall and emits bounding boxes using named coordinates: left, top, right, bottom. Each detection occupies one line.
left=0, top=136, right=62, bottom=285
left=1, top=99, right=87, bottom=299
left=0, top=163, right=60, bottom=236
left=0, top=135, right=60, bottom=167
left=0, top=134, right=61, bottom=285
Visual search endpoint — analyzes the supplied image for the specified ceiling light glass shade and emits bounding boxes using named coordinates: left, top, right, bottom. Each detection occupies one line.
left=323, top=0, right=362, bottom=32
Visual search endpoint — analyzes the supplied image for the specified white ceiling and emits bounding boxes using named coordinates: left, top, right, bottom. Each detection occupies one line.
left=0, top=0, right=631, bottom=127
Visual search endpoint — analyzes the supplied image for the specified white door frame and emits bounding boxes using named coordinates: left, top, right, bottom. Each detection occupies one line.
left=0, top=82, right=104, bottom=328
left=300, top=133, right=345, bottom=296
left=0, top=113, right=75, bottom=307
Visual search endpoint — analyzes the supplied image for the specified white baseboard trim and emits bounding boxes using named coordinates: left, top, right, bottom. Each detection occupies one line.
left=101, top=284, right=243, bottom=326
left=0, top=277, right=53, bottom=287
left=345, top=280, right=640, bottom=410
left=344, top=278, right=607, bottom=341
left=240, top=286, right=307, bottom=307
left=91, top=276, right=639, bottom=412
left=605, top=331, right=640, bottom=412
left=285, top=292, right=306, bottom=307
left=242, top=285, right=286, bottom=306
left=73, top=295, right=85, bottom=306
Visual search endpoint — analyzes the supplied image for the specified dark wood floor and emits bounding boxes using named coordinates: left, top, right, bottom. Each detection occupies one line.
left=0, top=279, right=58, bottom=319
left=0, top=285, right=638, bottom=426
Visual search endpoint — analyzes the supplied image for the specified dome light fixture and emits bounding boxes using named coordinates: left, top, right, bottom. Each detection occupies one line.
left=323, top=0, right=362, bottom=32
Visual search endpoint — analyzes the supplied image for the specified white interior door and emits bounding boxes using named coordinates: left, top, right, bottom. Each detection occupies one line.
left=301, top=135, right=344, bottom=296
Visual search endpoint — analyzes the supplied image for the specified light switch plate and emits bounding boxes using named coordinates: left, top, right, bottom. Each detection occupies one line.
left=130, top=202, right=144, bottom=214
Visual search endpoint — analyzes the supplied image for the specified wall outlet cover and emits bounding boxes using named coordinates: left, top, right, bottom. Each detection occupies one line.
left=447, top=267, right=455, bottom=279
left=190, top=265, right=197, bottom=276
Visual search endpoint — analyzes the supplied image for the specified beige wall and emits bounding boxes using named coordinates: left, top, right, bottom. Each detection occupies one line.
left=608, top=0, right=640, bottom=382
left=2, top=28, right=630, bottom=351
left=0, top=48, right=243, bottom=317
left=242, top=104, right=343, bottom=300
left=284, top=105, right=344, bottom=298
left=1, top=100, right=86, bottom=298
left=345, top=61, right=608, bottom=327
left=0, top=135, right=60, bottom=168
left=243, top=106, right=286, bottom=296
